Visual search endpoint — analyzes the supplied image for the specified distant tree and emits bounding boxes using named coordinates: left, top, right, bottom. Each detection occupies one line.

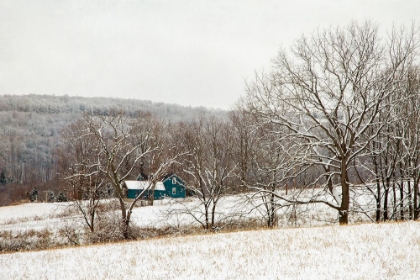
left=59, top=119, right=109, bottom=233
left=0, top=172, right=6, bottom=185
left=47, top=191, right=55, bottom=202
left=56, top=192, right=68, bottom=202
left=28, top=189, right=38, bottom=202
left=368, top=65, right=420, bottom=221
left=229, top=107, right=258, bottom=190
left=176, top=117, right=236, bottom=230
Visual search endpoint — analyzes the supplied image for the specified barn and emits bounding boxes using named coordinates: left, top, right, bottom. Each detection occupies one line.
left=162, top=174, right=186, bottom=199
left=125, top=181, right=166, bottom=200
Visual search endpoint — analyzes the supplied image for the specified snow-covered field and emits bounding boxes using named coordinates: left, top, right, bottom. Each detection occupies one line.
left=0, top=194, right=418, bottom=278
left=0, top=192, right=373, bottom=252
left=0, top=192, right=367, bottom=232
left=1, top=221, right=419, bottom=279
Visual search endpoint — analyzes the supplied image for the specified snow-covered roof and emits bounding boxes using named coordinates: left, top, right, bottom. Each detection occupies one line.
left=124, top=181, right=165, bottom=191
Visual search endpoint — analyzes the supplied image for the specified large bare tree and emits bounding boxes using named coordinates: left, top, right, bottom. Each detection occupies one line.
left=245, top=22, right=418, bottom=224
left=64, top=110, right=183, bottom=238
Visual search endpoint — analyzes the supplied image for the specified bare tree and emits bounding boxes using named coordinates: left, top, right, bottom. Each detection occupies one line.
left=245, top=21, right=418, bottom=224
left=360, top=65, right=420, bottom=222
left=229, top=107, right=258, bottom=188
left=59, top=120, right=106, bottom=233
left=403, top=68, right=420, bottom=220
left=177, top=117, right=237, bottom=230
left=245, top=124, right=293, bottom=227
left=387, top=66, right=420, bottom=220
left=131, top=113, right=184, bottom=206
left=66, top=110, right=185, bottom=239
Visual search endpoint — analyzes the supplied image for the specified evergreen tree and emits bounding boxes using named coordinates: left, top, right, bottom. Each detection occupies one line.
left=56, top=192, right=68, bottom=202
left=28, top=189, right=38, bottom=202
left=0, top=172, right=6, bottom=185
left=48, top=191, right=55, bottom=202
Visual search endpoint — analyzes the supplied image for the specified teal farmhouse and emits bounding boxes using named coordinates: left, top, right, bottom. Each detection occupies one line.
left=162, top=174, right=186, bottom=199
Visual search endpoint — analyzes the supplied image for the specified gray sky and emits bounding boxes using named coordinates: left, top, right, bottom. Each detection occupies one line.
left=0, top=0, right=418, bottom=109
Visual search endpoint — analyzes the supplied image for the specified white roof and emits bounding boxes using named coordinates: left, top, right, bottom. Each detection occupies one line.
left=125, top=181, right=165, bottom=191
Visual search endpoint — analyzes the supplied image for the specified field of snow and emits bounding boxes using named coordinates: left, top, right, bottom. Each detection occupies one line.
left=0, top=192, right=418, bottom=278
left=0, top=191, right=375, bottom=253
left=0, top=190, right=370, bottom=233
left=1, top=221, right=419, bottom=279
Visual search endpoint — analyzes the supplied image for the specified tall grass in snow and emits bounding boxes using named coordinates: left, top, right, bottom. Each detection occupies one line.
left=1, top=221, right=419, bottom=279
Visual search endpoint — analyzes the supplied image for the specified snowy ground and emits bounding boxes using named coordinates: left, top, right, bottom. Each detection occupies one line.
left=0, top=192, right=372, bottom=250
left=0, top=202, right=74, bottom=231
left=0, top=193, right=417, bottom=278
left=0, top=191, right=370, bottom=232
left=1, top=221, right=419, bottom=279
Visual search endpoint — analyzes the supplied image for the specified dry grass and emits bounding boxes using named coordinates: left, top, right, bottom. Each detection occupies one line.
left=0, top=228, right=53, bottom=253
left=8, top=199, right=31, bottom=206
left=0, top=214, right=270, bottom=254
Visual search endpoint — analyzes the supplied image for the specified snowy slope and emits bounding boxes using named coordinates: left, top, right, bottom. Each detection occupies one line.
left=1, top=221, right=419, bottom=279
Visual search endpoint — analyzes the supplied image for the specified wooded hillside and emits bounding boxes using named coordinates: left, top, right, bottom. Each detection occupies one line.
left=0, top=94, right=224, bottom=206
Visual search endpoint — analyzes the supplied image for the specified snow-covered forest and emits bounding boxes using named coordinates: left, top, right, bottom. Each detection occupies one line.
left=0, top=94, right=224, bottom=205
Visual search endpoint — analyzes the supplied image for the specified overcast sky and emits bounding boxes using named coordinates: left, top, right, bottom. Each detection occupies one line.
left=0, top=0, right=418, bottom=109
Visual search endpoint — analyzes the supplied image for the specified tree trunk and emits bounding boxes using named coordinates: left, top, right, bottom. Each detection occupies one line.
left=339, top=209, right=349, bottom=224
left=372, top=145, right=382, bottom=222
left=399, top=181, right=404, bottom=220
left=148, top=183, right=155, bottom=206
left=268, top=192, right=276, bottom=228
left=384, top=185, right=389, bottom=221
left=414, top=180, right=420, bottom=220
left=407, top=180, right=413, bottom=220
left=211, top=201, right=217, bottom=229
left=376, top=178, right=382, bottom=222
left=122, top=219, right=130, bottom=239
left=339, top=165, right=350, bottom=225
left=392, top=182, right=397, bottom=221
left=116, top=196, right=130, bottom=239
left=204, top=203, right=210, bottom=230
left=89, top=210, right=95, bottom=233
